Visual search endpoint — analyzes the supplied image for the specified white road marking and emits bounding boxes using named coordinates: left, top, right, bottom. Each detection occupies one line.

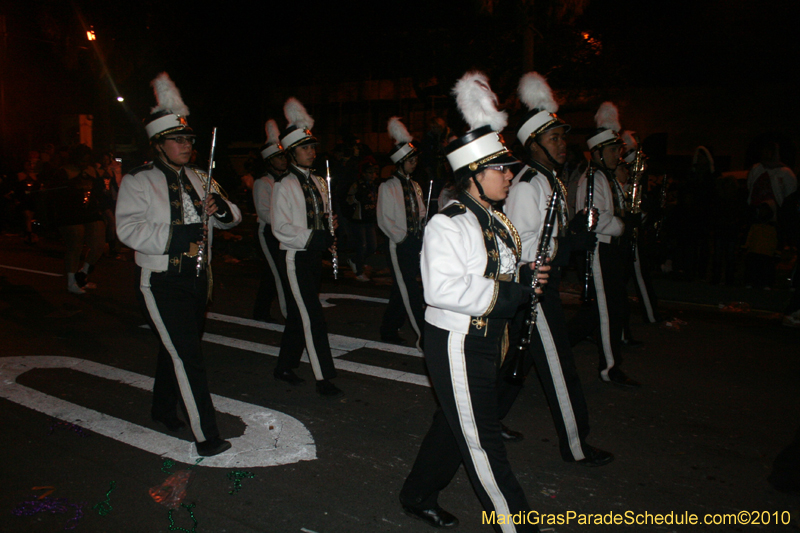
left=0, top=264, right=63, bottom=277
left=140, top=324, right=432, bottom=388
left=206, top=312, right=422, bottom=358
left=0, top=356, right=316, bottom=468
left=319, top=292, right=389, bottom=304
left=200, top=331, right=431, bottom=388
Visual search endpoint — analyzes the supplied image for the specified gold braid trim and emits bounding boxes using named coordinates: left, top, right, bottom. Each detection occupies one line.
left=194, top=169, right=229, bottom=200
left=483, top=279, right=500, bottom=316
left=492, top=210, right=522, bottom=263
left=467, top=148, right=510, bottom=171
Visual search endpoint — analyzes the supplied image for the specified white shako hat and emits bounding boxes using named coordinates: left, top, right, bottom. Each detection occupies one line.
left=586, top=101, right=623, bottom=151
left=261, top=119, right=284, bottom=160
left=144, top=72, right=193, bottom=140
left=515, top=72, right=570, bottom=146
left=280, top=97, right=317, bottom=151
left=621, top=130, right=639, bottom=164
left=444, top=71, right=519, bottom=182
left=387, top=117, right=417, bottom=164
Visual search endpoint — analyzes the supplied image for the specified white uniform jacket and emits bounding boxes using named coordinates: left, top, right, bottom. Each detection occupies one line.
left=506, top=165, right=557, bottom=263
left=377, top=174, right=427, bottom=244
left=422, top=196, right=524, bottom=338
left=116, top=162, right=241, bottom=271
left=574, top=167, right=624, bottom=243
left=253, top=172, right=278, bottom=232
left=270, top=165, right=330, bottom=251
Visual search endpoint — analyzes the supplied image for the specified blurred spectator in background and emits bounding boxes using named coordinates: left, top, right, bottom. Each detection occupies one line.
left=52, top=144, right=106, bottom=294
left=709, top=172, right=747, bottom=286
left=15, top=151, right=42, bottom=243
left=345, top=156, right=379, bottom=281
left=747, top=140, right=797, bottom=219
left=744, top=202, right=779, bottom=290
left=98, top=151, right=122, bottom=255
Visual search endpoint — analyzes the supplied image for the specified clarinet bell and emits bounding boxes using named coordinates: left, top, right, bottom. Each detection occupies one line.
left=504, top=348, right=527, bottom=386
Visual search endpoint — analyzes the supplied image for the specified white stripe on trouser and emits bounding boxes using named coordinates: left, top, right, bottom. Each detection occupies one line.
left=536, top=305, right=584, bottom=461
left=139, top=268, right=206, bottom=442
left=447, top=332, right=515, bottom=533
left=633, top=247, right=655, bottom=323
left=592, top=244, right=616, bottom=380
left=285, top=250, right=324, bottom=380
left=258, top=222, right=287, bottom=318
left=389, top=241, right=422, bottom=347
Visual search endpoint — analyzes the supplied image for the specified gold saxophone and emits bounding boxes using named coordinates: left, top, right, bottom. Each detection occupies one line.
left=628, top=139, right=647, bottom=254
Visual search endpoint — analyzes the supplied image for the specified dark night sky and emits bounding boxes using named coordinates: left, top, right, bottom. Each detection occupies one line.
left=3, top=0, right=799, bottom=158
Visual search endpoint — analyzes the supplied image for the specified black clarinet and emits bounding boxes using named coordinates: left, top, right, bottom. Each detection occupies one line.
left=582, top=163, right=598, bottom=303
left=505, top=189, right=559, bottom=386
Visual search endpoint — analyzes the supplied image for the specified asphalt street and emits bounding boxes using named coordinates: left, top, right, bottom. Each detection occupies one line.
left=1, top=230, right=799, bottom=533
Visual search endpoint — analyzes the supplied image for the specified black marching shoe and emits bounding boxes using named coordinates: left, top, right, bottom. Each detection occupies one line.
left=316, top=379, right=343, bottom=397
left=500, top=423, right=524, bottom=442
left=402, top=503, right=459, bottom=529
left=574, top=446, right=614, bottom=467
left=381, top=332, right=406, bottom=345
left=196, top=438, right=231, bottom=457
left=152, top=415, right=186, bottom=432
left=621, top=338, right=644, bottom=347
left=274, top=369, right=305, bottom=385
left=601, top=368, right=641, bottom=389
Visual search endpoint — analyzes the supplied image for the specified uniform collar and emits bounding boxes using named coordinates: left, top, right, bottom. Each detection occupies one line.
left=155, top=157, right=184, bottom=178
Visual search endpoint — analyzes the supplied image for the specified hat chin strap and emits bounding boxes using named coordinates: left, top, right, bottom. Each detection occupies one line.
left=595, top=149, right=619, bottom=174
left=533, top=138, right=562, bottom=170
left=157, top=145, right=184, bottom=170
left=471, top=175, right=500, bottom=208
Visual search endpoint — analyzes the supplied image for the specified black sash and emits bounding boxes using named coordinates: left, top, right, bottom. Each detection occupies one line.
left=156, top=159, right=204, bottom=274
left=458, top=192, right=521, bottom=337
left=396, top=172, right=423, bottom=238
left=288, top=165, right=325, bottom=230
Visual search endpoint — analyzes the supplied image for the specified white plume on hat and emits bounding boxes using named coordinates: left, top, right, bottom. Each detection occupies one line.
left=387, top=117, right=413, bottom=145
left=265, top=119, right=281, bottom=144
left=518, top=72, right=558, bottom=113
left=595, top=101, right=620, bottom=131
left=284, top=97, right=314, bottom=131
left=150, top=72, right=189, bottom=117
left=452, top=71, right=508, bottom=132
left=621, top=130, right=637, bottom=149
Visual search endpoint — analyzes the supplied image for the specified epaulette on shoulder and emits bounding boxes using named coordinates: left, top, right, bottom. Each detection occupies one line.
left=189, top=167, right=229, bottom=199
left=518, top=167, right=538, bottom=184
left=128, top=162, right=154, bottom=175
left=440, top=203, right=467, bottom=218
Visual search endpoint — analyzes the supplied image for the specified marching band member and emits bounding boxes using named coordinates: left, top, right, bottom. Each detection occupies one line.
left=620, top=130, right=660, bottom=325
left=252, top=119, right=288, bottom=323
left=270, top=98, right=342, bottom=397
left=501, top=73, right=612, bottom=466
left=116, top=73, right=242, bottom=457
left=377, top=117, right=426, bottom=349
left=400, top=72, right=547, bottom=532
left=568, top=102, right=641, bottom=388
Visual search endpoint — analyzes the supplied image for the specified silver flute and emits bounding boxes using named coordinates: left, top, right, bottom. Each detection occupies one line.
left=325, top=159, right=338, bottom=280
left=425, top=179, right=433, bottom=222
left=583, top=162, right=598, bottom=301
left=196, top=127, right=217, bottom=277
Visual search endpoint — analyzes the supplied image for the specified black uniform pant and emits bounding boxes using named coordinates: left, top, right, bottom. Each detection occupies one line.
left=568, top=241, right=629, bottom=380
left=136, top=267, right=220, bottom=444
left=381, top=236, right=425, bottom=346
left=498, top=277, right=591, bottom=462
left=275, top=249, right=336, bottom=381
left=253, top=223, right=287, bottom=321
left=401, top=323, right=538, bottom=533
left=628, top=245, right=659, bottom=324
